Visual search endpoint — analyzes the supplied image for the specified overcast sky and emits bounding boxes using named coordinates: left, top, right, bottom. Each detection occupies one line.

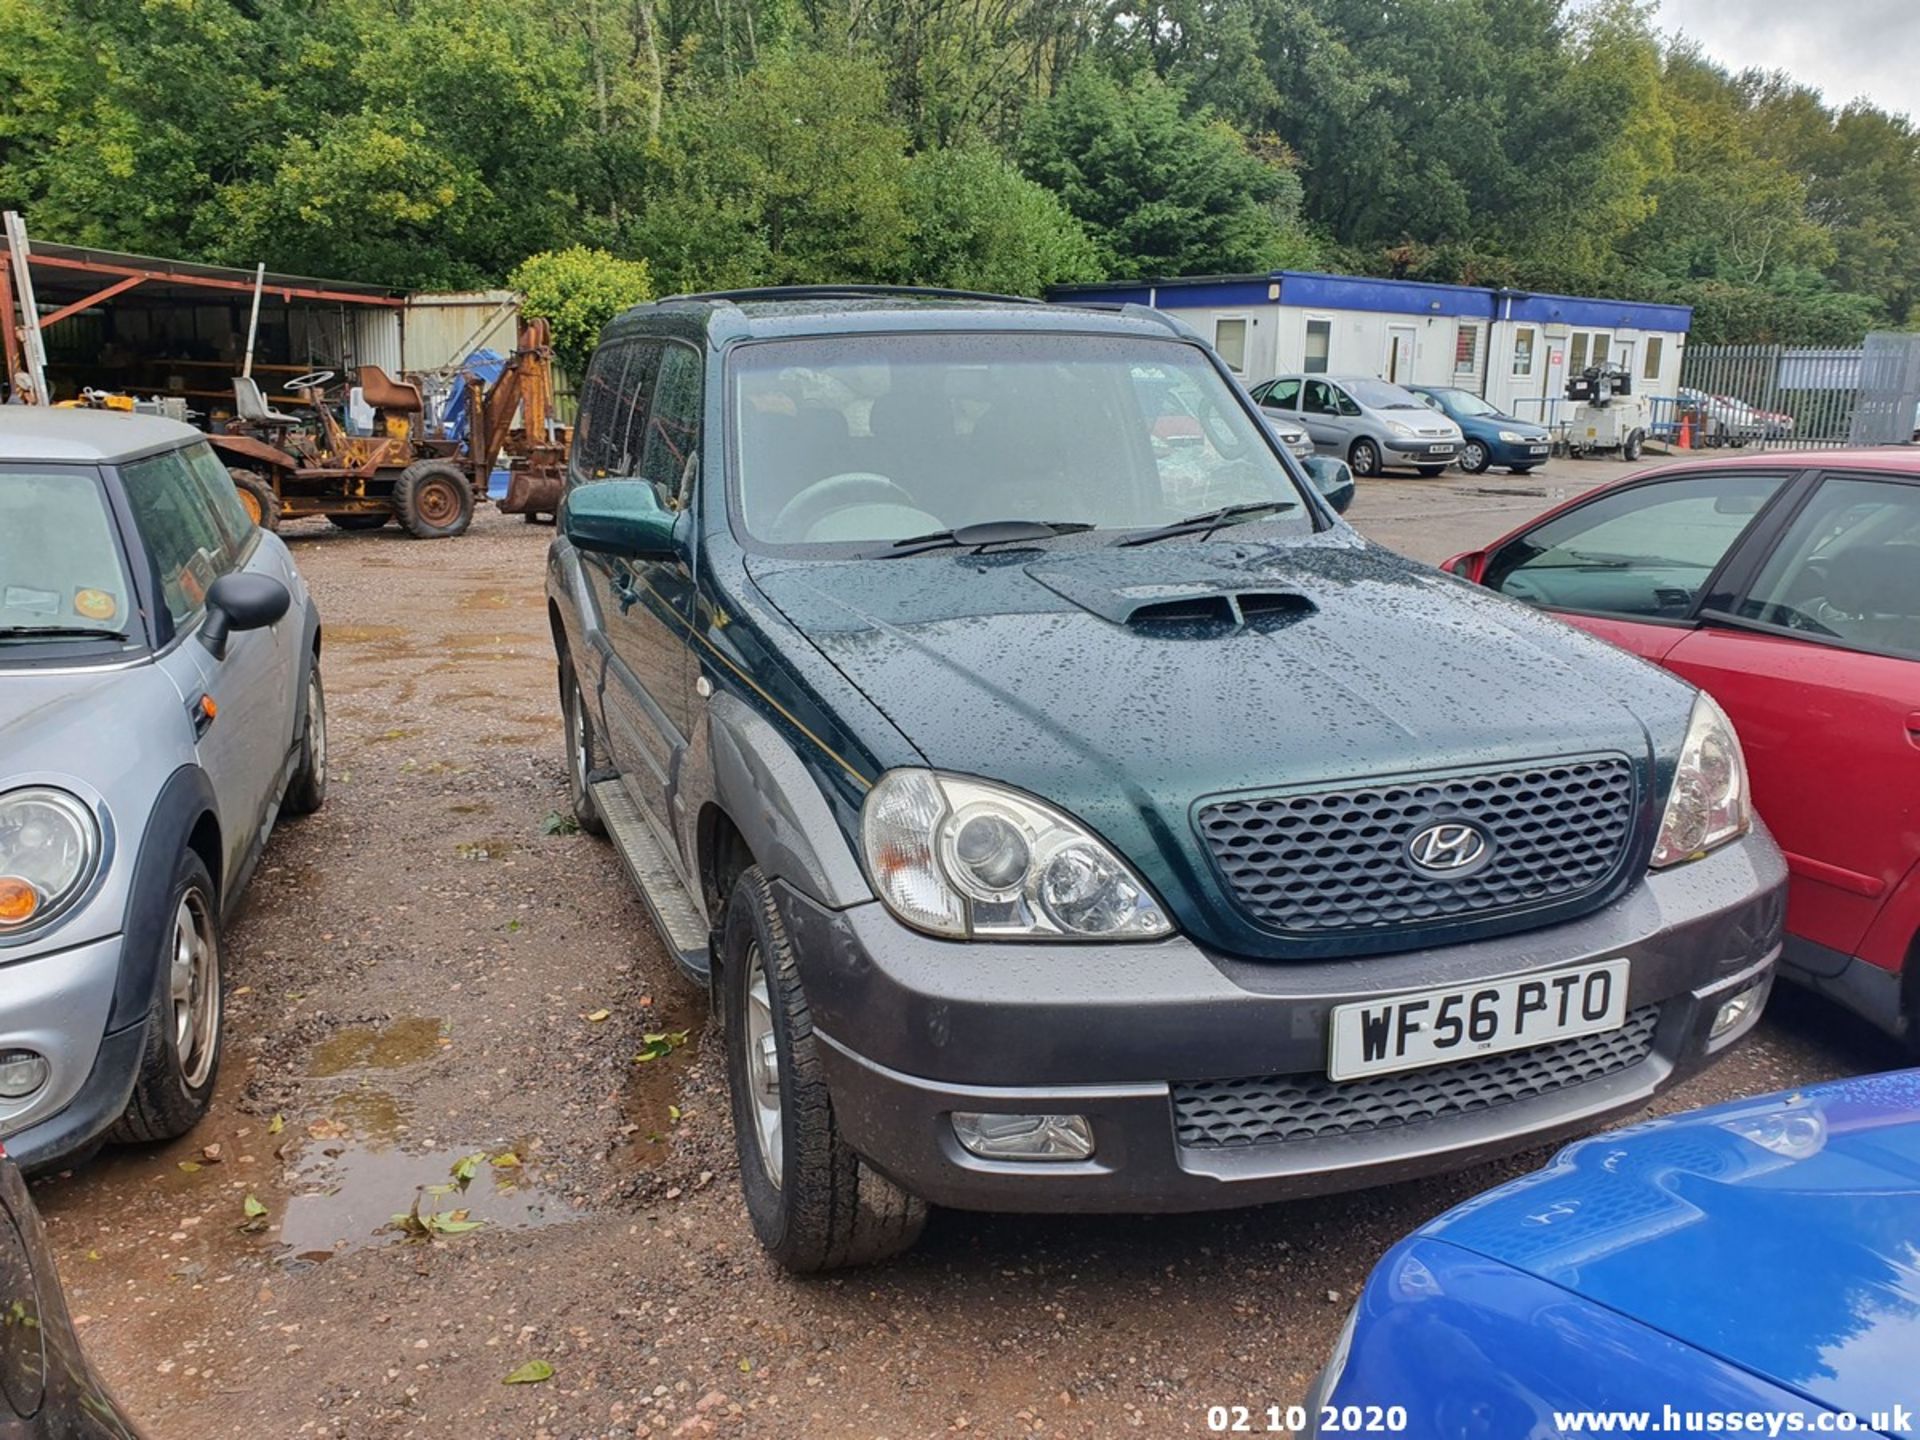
left=1654, top=0, right=1920, bottom=116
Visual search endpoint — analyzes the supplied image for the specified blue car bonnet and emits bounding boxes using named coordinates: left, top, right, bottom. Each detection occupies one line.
left=1421, top=1071, right=1920, bottom=1421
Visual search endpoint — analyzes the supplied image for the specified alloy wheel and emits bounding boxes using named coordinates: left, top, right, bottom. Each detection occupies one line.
left=169, top=888, right=220, bottom=1090
left=743, top=943, right=784, bottom=1189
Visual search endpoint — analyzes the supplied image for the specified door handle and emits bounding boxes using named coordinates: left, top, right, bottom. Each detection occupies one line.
left=1907, top=712, right=1920, bottom=748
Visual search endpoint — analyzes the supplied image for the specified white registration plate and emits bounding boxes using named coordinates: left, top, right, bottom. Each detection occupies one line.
left=1327, top=959, right=1630, bottom=1081
left=1427, top=443, right=1454, bottom=454
left=1528, top=444, right=1550, bottom=455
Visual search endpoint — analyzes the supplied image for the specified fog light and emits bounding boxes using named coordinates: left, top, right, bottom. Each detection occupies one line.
left=1711, top=982, right=1768, bottom=1040
left=0, top=1050, right=49, bottom=1101
left=952, top=1112, right=1094, bottom=1161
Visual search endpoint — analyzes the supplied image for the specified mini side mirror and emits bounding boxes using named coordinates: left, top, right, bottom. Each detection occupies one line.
left=1300, top=455, right=1356, bottom=515
left=200, top=571, right=290, bottom=659
left=563, top=480, right=680, bottom=560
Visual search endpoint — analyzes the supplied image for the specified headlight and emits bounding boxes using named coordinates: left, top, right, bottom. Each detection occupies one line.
left=861, top=770, right=1171, bottom=940
left=0, top=788, right=101, bottom=934
left=1651, top=694, right=1751, bottom=868
left=1497, top=429, right=1530, bottom=443
left=1386, top=420, right=1412, bottom=436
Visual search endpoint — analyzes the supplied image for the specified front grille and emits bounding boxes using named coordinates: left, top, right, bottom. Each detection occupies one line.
left=1172, top=1005, right=1660, bottom=1150
left=1196, top=757, right=1637, bottom=938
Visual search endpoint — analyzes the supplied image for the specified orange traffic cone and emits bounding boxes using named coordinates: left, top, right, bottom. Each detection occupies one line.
left=1677, top=413, right=1692, bottom=451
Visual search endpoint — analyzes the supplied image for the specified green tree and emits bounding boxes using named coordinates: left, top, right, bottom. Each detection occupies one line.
left=1016, top=67, right=1309, bottom=278
left=509, top=246, right=656, bottom=372
left=902, top=144, right=1100, bottom=293
left=627, top=51, right=913, bottom=291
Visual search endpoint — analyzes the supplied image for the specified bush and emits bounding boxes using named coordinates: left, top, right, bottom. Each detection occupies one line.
left=509, top=247, right=655, bottom=373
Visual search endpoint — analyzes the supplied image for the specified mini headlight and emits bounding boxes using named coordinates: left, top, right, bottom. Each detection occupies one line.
left=0, top=788, right=101, bottom=934
left=1386, top=420, right=1412, bottom=436
left=1497, top=429, right=1529, bottom=443
left=862, top=770, right=1171, bottom=940
left=1651, top=694, right=1751, bottom=868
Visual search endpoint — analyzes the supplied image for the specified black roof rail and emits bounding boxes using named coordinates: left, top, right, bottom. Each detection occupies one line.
left=658, top=284, right=1046, bottom=307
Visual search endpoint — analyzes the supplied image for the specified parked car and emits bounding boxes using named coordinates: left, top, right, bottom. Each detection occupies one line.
left=0, top=1146, right=145, bottom=1436
left=0, top=409, right=325, bottom=1170
left=1406, top=384, right=1552, bottom=474
left=1251, top=375, right=1463, bottom=477
left=549, top=285, right=1782, bottom=1272
left=1311, top=1070, right=1920, bottom=1437
left=1443, top=451, right=1920, bottom=1045
left=1676, top=387, right=1766, bottom=447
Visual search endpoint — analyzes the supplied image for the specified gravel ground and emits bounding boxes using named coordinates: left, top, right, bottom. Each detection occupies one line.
left=30, top=469, right=1906, bottom=1439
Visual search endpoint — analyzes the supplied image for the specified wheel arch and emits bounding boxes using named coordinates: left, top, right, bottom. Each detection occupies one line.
left=111, top=766, right=222, bottom=1032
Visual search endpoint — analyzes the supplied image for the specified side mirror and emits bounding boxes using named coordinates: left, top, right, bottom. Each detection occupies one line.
left=200, top=571, right=290, bottom=659
left=1441, top=549, right=1489, bottom=582
left=1300, top=455, right=1355, bottom=515
left=563, top=480, right=680, bottom=560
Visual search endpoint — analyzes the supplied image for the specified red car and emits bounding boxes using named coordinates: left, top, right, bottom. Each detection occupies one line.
left=1444, top=450, right=1920, bottom=1045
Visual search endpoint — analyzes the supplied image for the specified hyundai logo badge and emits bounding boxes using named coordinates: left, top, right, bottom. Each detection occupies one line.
left=1407, top=822, right=1490, bottom=875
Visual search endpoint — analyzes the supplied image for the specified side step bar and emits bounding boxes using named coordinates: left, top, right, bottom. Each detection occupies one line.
left=589, top=780, right=712, bottom=986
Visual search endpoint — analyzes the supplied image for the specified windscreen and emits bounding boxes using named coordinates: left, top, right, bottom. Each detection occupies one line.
left=1347, top=380, right=1425, bottom=410
left=730, top=332, right=1313, bottom=549
left=0, top=469, right=135, bottom=642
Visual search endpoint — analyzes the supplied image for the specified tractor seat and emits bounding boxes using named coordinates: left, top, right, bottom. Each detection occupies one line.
left=233, top=376, right=301, bottom=428
left=358, top=365, right=423, bottom=414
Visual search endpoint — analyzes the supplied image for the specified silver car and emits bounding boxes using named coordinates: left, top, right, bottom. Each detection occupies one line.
left=1253, top=375, right=1463, bottom=477
left=0, top=409, right=325, bottom=1169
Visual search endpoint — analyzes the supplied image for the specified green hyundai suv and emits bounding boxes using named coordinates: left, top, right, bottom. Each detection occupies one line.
left=544, top=286, right=1784, bottom=1272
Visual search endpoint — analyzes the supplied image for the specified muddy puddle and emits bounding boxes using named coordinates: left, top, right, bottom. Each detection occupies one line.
left=621, top=1005, right=707, bottom=1169
left=310, top=1017, right=447, bottom=1077
left=277, top=1140, right=569, bottom=1264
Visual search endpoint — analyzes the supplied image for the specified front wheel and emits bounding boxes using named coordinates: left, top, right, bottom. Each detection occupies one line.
left=561, top=661, right=606, bottom=838
left=1347, top=437, right=1381, bottom=478
left=394, top=460, right=475, bottom=539
left=1458, top=440, right=1491, bottom=474
left=110, top=851, right=223, bottom=1145
left=1623, top=428, right=1646, bottom=462
left=284, top=660, right=327, bottom=816
left=723, top=866, right=926, bottom=1272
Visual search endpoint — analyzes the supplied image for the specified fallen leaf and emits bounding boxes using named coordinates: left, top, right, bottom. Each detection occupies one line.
left=502, top=1360, right=553, bottom=1385
left=243, top=1195, right=267, bottom=1218
left=268, top=1114, right=285, bottom=1135
left=177, top=1161, right=201, bottom=1173
left=585, top=1009, right=611, bottom=1023
left=451, top=1153, right=485, bottom=1187
left=490, top=1151, right=521, bottom=1169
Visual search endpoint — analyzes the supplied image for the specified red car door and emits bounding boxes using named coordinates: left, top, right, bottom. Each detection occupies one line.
left=1668, top=471, right=1920, bottom=971
left=1477, top=469, right=1795, bottom=666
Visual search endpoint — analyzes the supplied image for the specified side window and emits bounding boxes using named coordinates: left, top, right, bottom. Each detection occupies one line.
left=120, top=448, right=240, bottom=627
left=1732, top=476, right=1920, bottom=660
left=181, top=442, right=260, bottom=558
left=1262, top=378, right=1301, bottom=410
left=637, top=345, right=703, bottom=509
left=570, top=343, right=631, bottom=485
left=1484, top=473, right=1787, bottom=619
left=609, top=342, right=664, bottom=478
left=1332, top=386, right=1362, bottom=418
left=1302, top=380, right=1335, bottom=416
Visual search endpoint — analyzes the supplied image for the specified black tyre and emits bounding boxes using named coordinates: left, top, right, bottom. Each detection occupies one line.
left=1414, top=464, right=1449, bottom=478
left=723, top=866, right=926, bottom=1272
left=394, top=460, right=475, bottom=540
left=1347, top=437, right=1381, bottom=477
left=326, top=512, right=391, bottom=532
left=1458, top=439, right=1491, bottom=474
left=561, top=660, right=607, bottom=838
left=284, top=659, right=328, bottom=816
left=1623, top=428, right=1646, bottom=462
left=1509, top=465, right=1535, bottom=475
left=229, top=468, right=281, bottom=533
left=110, top=850, right=223, bottom=1145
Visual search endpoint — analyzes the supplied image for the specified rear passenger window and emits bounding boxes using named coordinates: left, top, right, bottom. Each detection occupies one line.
left=181, top=442, right=260, bottom=558
left=570, top=340, right=666, bottom=486
left=120, top=447, right=238, bottom=627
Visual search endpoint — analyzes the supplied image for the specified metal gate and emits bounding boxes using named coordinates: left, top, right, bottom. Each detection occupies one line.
left=1678, top=337, right=1920, bottom=450
left=1852, top=332, right=1920, bottom=445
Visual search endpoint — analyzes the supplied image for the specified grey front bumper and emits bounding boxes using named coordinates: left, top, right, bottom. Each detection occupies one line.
left=777, top=832, right=1786, bottom=1213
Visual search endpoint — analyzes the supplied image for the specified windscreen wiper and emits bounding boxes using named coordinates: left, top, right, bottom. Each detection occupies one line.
left=1114, top=500, right=1297, bottom=547
left=881, top=519, right=1094, bottom=557
left=0, top=625, right=130, bottom=640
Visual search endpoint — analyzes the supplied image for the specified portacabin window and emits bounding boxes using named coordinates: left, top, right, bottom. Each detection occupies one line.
left=1214, top=317, right=1249, bottom=373
left=1304, top=319, right=1331, bottom=375
left=1512, top=327, right=1536, bottom=376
